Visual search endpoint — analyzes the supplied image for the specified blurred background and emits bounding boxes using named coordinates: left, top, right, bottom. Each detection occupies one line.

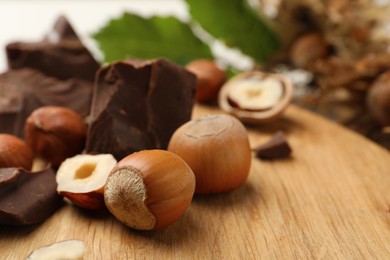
left=0, top=0, right=389, bottom=148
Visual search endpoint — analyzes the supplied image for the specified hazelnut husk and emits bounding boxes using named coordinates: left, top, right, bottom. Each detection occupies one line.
left=24, top=106, right=87, bottom=167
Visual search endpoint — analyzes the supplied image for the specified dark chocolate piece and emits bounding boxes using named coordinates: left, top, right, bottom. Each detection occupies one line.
left=86, top=58, right=196, bottom=160
left=44, top=15, right=79, bottom=41
left=6, top=16, right=100, bottom=82
left=0, top=167, right=63, bottom=225
left=254, top=131, right=292, bottom=159
left=0, top=69, right=92, bottom=138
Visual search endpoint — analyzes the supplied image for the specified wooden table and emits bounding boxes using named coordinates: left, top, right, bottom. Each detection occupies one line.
left=1, top=104, right=389, bottom=259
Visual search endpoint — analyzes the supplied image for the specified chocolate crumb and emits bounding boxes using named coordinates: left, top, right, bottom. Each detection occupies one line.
left=254, top=131, right=292, bottom=159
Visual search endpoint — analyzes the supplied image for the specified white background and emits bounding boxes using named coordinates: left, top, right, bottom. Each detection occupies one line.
left=1, top=0, right=387, bottom=73
left=0, top=0, right=189, bottom=72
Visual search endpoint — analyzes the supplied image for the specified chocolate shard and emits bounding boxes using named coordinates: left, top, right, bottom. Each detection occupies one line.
left=86, top=58, right=196, bottom=160
left=0, top=69, right=92, bottom=138
left=254, top=131, right=292, bottom=159
left=0, top=167, right=63, bottom=225
left=44, top=15, right=79, bottom=41
left=6, top=16, right=100, bottom=82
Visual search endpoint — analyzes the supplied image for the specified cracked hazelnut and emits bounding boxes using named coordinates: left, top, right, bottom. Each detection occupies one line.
left=24, top=106, right=87, bottom=167
left=186, top=59, right=226, bottom=102
left=0, top=134, right=33, bottom=170
left=218, top=71, right=293, bottom=124
left=56, top=154, right=117, bottom=210
left=104, top=150, right=195, bottom=230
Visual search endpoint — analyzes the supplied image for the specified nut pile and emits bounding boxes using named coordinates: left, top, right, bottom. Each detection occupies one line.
left=1, top=16, right=294, bottom=244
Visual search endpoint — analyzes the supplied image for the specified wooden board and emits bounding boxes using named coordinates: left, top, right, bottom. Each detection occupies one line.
left=1, top=104, right=390, bottom=259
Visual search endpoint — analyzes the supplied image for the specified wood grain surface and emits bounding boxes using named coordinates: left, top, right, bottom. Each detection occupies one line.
left=1, top=104, right=389, bottom=259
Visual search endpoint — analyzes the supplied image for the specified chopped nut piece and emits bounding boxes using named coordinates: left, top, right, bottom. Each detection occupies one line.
left=27, top=240, right=86, bottom=260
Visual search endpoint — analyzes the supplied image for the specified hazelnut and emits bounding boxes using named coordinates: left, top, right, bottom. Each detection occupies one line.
left=185, top=59, right=226, bottom=102
left=56, top=154, right=117, bottom=210
left=0, top=134, right=33, bottom=170
left=104, top=150, right=195, bottom=230
left=27, top=240, right=85, bottom=260
left=366, top=71, right=390, bottom=126
left=24, top=106, right=87, bottom=167
left=168, top=114, right=251, bottom=194
left=290, top=32, right=329, bottom=68
left=218, top=71, right=294, bottom=124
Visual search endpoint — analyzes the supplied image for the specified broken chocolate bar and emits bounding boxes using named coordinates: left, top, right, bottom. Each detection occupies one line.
left=86, top=58, right=196, bottom=160
left=254, top=131, right=292, bottom=159
left=6, top=16, right=100, bottom=81
left=0, top=167, right=63, bottom=225
left=44, top=15, right=79, bottom=41
left=0, top=69, right=92, bottom=138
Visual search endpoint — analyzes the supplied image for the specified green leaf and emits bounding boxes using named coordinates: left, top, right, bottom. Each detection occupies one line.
left=185, top=0, right=280, bottom=63
left=92, top=13, right=213, bottom=65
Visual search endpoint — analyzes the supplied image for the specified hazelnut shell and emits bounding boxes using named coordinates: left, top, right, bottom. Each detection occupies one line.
left=218, top=71, right=294, bottom=124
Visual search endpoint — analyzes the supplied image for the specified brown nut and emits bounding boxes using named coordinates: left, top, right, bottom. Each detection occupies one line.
left=24, top=106, right=87, bottom=167
left=104, top=150, right=195, bottom=230
left=218, top=71, right=294, bottom=124
left=366, top=71, right=390, bottom=126
left=289, top=32, right=329, bottom=68
left=168, top=114, right=251, bottom=194
left=186, top=59, right=226, bottom=102
left=56, top=154, right=117, bottom=210
left=0, top=134, right=33, bottom=170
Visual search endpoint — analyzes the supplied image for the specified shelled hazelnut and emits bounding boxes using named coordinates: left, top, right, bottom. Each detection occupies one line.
left=56, top=154, right=117, bottom=210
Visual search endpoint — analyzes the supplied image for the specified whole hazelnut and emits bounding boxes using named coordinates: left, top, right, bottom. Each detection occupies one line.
left=366, top=71, right=390, bottom=126
left=24, top=106, right=87, bottom=167
left=0, top=134, right=33, bottom=170
left=104, top=150, right=195, bottom=230
left=186, top=59, right=226, bottom=103
left=168, top=114, right=252, bottom=194
left=290, top=32, right=329, bottom=68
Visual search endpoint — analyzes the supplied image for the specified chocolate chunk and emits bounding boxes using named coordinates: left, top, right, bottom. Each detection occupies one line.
left=86, top=58, right=196, bottom=160
left=44, top=15, right=79, bottom=41
left=0, top=167, right=63, bottom=225
left=0, top=69, right=92, bottom=138
left=6, top=16, right=100, bottom=81
left=254, top=131, right=292, bottom=159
